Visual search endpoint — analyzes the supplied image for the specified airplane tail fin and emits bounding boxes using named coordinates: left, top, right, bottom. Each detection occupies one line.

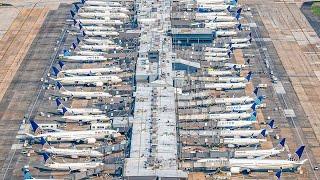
left=82, top=31, right=87, bottom=37
left=227, top=5, right=231, bottom=13
left=81, top=0, right=86, bottom=4
left=253, top=87, right=259, bottom=96
left=29, top=120, right=44, bottom=136
left=235, top=13, right=240, bottom=21
left=250, top=102, right=256, bottom=111
left=55, top=98, right=63, bottom=108
left=275, top=170, right=282, bottom=180
left=72, top=18, right=77, bottom=26
left=76, top=36, right=81, bottom=44
left=63, top=49, right=70, bottom=56
left=22, top=167, right=33, bottom=180
left=74, top=4, right=80, bottom=12
left=227, top=51, right=231, bottom=58
left=245, top=71, right=252, bottom=82
left=79, top=23, right=83, bottom=30
left=58, top=60, right=65, bottom=69
left=255, top=95, right=263, bottom=105
left=260, top=129, right=267, bottom=138
left=237, top=24, right=242, bottom=31
left=289, top=145, right=305, bottom=161
left=56, top=81, right=67, bottom=92
left=61, top=106, right=68, bottom=116
left=72, top=42, right=77, bottom=50
left=42, top=153, right=53, bottom=164
left=236, top=8, right=242, bottom=15
left=39, top=137, right=51, bottom=149
left=268, top=119, right=275, bottom=129
left=52, top=66, right=60, bottom=77
left=275, top=138, right=286, bottom=150
left=70, top=10, right=75, bottom=18
left=249, top=111, right=257, bottom=121
left=249, top=37, right=252, bottom=43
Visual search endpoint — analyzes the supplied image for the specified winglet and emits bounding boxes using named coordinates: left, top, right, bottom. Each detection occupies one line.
left=79, top=23, right=83, bottom=30
left=73, top=19, right=77, bottom=26
left=246, top=71, right=252, bottom=82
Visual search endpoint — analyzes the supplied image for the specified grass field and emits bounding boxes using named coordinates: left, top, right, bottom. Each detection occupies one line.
left=311, top=2, right=320, bottom=16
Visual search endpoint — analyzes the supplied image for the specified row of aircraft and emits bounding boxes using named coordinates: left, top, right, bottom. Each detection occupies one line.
left=23, top=0, right=133, bottom=178
left=176, top=0, right=307, bottom=178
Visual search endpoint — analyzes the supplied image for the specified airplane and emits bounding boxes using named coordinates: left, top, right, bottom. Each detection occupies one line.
left=188, top=128, right=269, bottom=138
left=204, top=52, right=230, bottom=57
left=74, top=50, right=108, bottom=56
left=55, top=98, right=104, bottom=115
left=197, top=8, right=242, bottom=22
left=204, top=82, right=247, bottom=90
left=39, top=137, right=103, bottom=158
left=217, top=71, right=252, bottom=83
left=55, top=82, right=112, bottom=99
left=26, top=120, right=118, bottom=144
left=196, top=0, right=238, bottom=5
left=215, top=30, right=237, bottom=37
left=59, top=53, right=110, bottom=63
left=55, top=61, right=122, bottom=76
left=76, top=42, right=123, bottom=51
left=226, top=42, right=251, bottom=49
left=78, top=23, right=117, bottom=32
left=205, top=21, right=238, bottom=30
left=206, top=69, right=233, bottom=76
left=204, top=56, right=230, bottom=62
left=217, top=120, right=257, bottom=128
left=60, top=114, right=109, bottom=124
left=82, top=38, right=115, bottom=45
left=51, top=68, right=122, bottom=86
left=225, top=102, right=257, bottom=112
left=208, top=111, right=256, bottom=121
left=223, top=63, right=249, bottom=70
left=81, top=30, right=119, bottom=37
left=75, top=11, right=129, bottom=20
left=39, top=153, right=104, bottom=172
left=234, top=138, right=286, bottom=159
left=76, top=18, right=123, bottom=26
left=230, top=32, right=252, bottom=44
left=204, top=47, right=230, bottom=53
left=23, top=166, right=59, bottom=180
left=197, top=5, right=233, bottom=12
left=82, top=0, right=122, bottom=7
left=223, top=129, right=267, bottom=147
left=79, top=4, right=130, bottom=14
left=198, top=146, right=307, bottom=173
left=214, top=96, right=257, bottom=105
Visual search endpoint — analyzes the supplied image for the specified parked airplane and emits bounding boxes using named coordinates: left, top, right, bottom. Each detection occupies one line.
left=215, top=30, right=237, bottom=37
left=76, top=18, right=123, bottom=26
left=223, top=63, right=249, bottom=70
left=55, top=82, right=112, bottom=99
left=207, top=70, right=233, bottom=76
left=198, top=146, right=307, bottom=173
left=26, top=120, right=117, bottom=144
left=208, top=111, right=256, bottom=121
left=59, top=52, right=110, bottom=63
left=55, top=98, right=104, bottom=115
left=217, top=120, right=257, bottom=128
left=217, top=71, right=252, bottom=83
left=60, top=114, right=109, bottom=124
left=223, top=129, right=267, bottom=147
left=39, top=137, right=103, bottom=158
left=204, top=82, right=247, bottom=90
left=76, top=42, right=123, bottom=51
left=39, top=153, right=103, bottom=172
left=234, top=138, right=286, bottom=159
left=79, top=4, right=130, bottom=14
left=205, top=21, right=238, bottom=30
left=51, top=68, right=122, bottom=86
left=197, top=5, right=233, bottom=12
left=75, top=11, right=129, bottom=20
left=82, top=0, right=122, bottom=7
left=230, top=32, right=252, bottom=44
left=56, top=61, right=122, bottom=76
left=23, top=166, right=59, bottom=180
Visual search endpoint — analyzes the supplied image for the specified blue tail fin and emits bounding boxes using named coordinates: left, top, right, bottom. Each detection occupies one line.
left=235, top=13, right=240, bottom=21
left=55, top=98, right=62, bottom=107
left=237, top=24, right=242, bottom=31
left=294, top=146, right=305, bottom=160
left=72, top=43, right=77, bottom=50
left=250, top=103, right=256, bottom=111
left=70, top=10, right=75, bottom=18
left=74, top=4, right=80, bottom=12
left=246, top=71, right=252, bottom=82
left=249, top=111, right=257, bottom=121
left=63, top=49, right=70, bottom=56
left=73, top=19, right=77, bottom=26
left=62, top=106, right=68, bottom=115
left=79, top=23, right=83, bottom=30
left=236, top=8, right=242, bottom=14
left=275, top=170, right=282, bottom=180
left=22, top=167, right=33, bottom=180
left=249, top=32, right=252, bottom=38
left=39, top=137, right=51, bottom=148
left=268, top=119, right=275, bottom=129
left=76, top=36, right=81, bottom=44
left=82, top=31, right=86, bottom=37
left=56, top=81, right=65, bottom=91
left=260, top=129, right=267, bottom=137
left=81, top=0, right=85, bottom=4
left=29, top=120, right=44, bottom=135
left=249, top=37, right=252, bottom=43
left=58, top=60, right=65, bottom=69
left=227, top=51, right=231, bottom=58
left=52, top=66, right=60, bottom=77
left=42, top=153, right=51, bottom=163
left=277, top=138, right=286, bottom=149
left=232, top=65, right=238, bottom=71
left=227, top=6, right=231, bottom=12
left=253, top=87, right=259, bottom=96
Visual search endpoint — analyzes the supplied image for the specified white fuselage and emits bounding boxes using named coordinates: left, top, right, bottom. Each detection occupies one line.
left=77, top=19, right=123, bottom=26
left=224, top=63, right=248, bottom=69
left=83, top=38, right=115, bottom=45
left=83, top=30, right=119, bottom=37
left=217, top=76, right=248, bottom=83
left=214, top=96, right=255, bottom=104
left=204, top=82, right=247, bottom=90
left=225, top=103, right=255, bottom=112
left=205, top=47, right=229, bottom=53
left=78, top=12, right=129, bottom=20
left=61, top=55, right=108, bottom=62
left=208, top=112, right=251, bottom=120
left=61, top=114, right=109, bottom=123
left=234, top=148, right=284, bottom=158
left=81, top=6, right=130, bottom=14
left=44, top=161, right=103, bottom=171
left=60, top=90, right=112, bottom=99
left=231, top=38, right=251, bottom=44
left=60, top=67, right=122, bottom=76
left=43, top=147, right=103, bottom=158
left=205, top=52, right=228, bottom=57
left=79, top=44, right=123, bottom=51
left=58, top=107, right=104, bottom=115
left=217, top=120, right=256, bottom=128
left=216, top=30, right=237, bottom=37
left=206, top=22, right=237, bottom=29
left=55, top=75, right=122, bottom=86
left=207, top=70, right=233, bottom=76
left=224, top=137, right=266, bottom=147
left=204, top=56, right=229, bottom=62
